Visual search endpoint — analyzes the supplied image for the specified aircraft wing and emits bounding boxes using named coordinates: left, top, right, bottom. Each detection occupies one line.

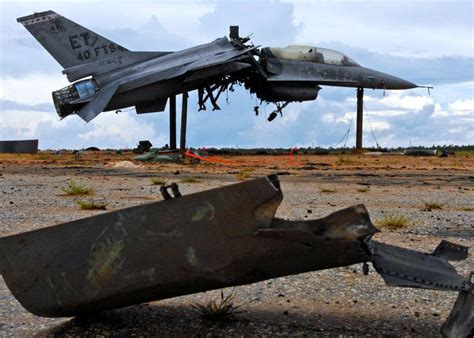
left=116, top=43, right=258, bottom=93
left=63, top=51, right=173, bottom=82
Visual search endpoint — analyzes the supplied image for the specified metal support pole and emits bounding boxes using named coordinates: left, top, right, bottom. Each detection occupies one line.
left=169, top=95, right=176, bottom=150
left=180, top=91, right=188, bottom=152
left=356, top=87, right=364, bottom=149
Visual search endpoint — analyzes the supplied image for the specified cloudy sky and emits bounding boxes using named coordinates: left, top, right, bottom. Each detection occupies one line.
left=0, top=0, right=473, bottom=149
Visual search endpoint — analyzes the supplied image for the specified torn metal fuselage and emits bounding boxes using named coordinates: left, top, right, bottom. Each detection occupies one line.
left=0, top=175, right=472, bottom=336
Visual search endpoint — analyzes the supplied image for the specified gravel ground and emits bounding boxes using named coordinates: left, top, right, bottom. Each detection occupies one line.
left=0, top=161, right=473, bottom=337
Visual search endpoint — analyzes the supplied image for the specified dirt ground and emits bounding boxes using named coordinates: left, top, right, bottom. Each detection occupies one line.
left=0, top=151, right=473, bottom=337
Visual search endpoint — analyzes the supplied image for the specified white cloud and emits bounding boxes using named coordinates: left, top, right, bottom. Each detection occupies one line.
left=448, top=99, right=474, bottom=115
left=78, top=111, right=166, bottom=147
left=0, top=74, right=68, bottom=104
left=289, top=0, right=473, bottom=58
left=0, top=109, right=58, bottom=137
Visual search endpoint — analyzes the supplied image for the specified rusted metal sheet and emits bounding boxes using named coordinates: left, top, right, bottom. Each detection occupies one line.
left=0, top=175, right=472, bottom=337
left=0, top=139, right=38, bottom=153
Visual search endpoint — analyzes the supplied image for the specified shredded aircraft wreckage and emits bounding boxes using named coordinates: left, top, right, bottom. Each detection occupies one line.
left=0, top=175, right=472, bottom=337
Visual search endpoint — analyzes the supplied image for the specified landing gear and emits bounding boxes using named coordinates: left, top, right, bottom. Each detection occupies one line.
left=198, top=82, right=231, bottom=111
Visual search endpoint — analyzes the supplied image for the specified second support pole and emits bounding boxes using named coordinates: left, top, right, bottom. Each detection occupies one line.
left=169, top=95, right=176, bottom=150
left=356, top=87, right=364, bottom=149
left=180, top=91, right=188, bottom=152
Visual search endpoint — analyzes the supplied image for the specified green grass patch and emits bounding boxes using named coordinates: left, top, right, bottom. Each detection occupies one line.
left=61, top=181, right=93, bottom=196
left=192, top=291, right=242, bottom=322
left=76, top=200, right=107, bottom=210
left=376, top=214, right=410, bottom=230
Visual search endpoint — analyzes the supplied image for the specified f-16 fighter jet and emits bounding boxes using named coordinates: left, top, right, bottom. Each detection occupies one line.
left=17, top=10, right=424, bottom=129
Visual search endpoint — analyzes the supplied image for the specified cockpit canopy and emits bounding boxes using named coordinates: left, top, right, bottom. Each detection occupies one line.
left=265, top=45, right=360, bottom=67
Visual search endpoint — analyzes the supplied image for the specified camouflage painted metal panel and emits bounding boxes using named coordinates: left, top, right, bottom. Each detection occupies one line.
left=0, top=175, right=372, bottom=317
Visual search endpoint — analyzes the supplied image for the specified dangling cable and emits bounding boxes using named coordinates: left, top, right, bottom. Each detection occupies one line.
left=363, top=103, right=381, bottom=148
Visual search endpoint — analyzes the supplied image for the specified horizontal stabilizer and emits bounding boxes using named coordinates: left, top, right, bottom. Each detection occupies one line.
left=76, top=83, right=119, bottom=122
left=432, top=240, right=469, bottom=261
left=368, top=240, right=472, bottom=293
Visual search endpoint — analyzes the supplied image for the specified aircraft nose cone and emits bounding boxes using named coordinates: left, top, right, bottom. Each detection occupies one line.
left=381, top=74, right=417, bottom=90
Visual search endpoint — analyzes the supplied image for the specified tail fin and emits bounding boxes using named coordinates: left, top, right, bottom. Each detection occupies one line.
left=17, top=10, right=128, bottom=69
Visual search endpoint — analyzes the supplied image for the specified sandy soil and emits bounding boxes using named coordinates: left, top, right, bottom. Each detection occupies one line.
left=0, top=151, right=473, bottom=336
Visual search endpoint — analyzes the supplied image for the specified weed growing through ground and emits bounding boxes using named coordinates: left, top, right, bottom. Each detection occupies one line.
left=377, top=214, right=410, bottom=230
left=76, top=200, right=107, bottom=210
left=192, top=291, right=242, bottom=322
left=61, top=181, right=93, bottom=196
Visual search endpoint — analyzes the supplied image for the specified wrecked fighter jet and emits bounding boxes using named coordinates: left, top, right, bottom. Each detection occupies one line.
left=0, top=175, right=472, bottom=337
left=16, top=11, right=428, bottom=123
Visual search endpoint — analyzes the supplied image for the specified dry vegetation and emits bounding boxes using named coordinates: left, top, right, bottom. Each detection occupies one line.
left=150, top=177, right=167, bottom=186
left=192, top=291, right=242, bottom=322
left=76, top=200, right=107, bottom=210
left=376, top=214, right=410, bottom=230
left=180, top=177, right=202, bottom=183
left=61, top=181, right=93, bottom=196
left=337, top=153, right=357, bottom=165
left=422, top=201, right=444, bottom=210
left=235, top=167, right=255, bottom=181
left=320, top=187, right=337, bottom=193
